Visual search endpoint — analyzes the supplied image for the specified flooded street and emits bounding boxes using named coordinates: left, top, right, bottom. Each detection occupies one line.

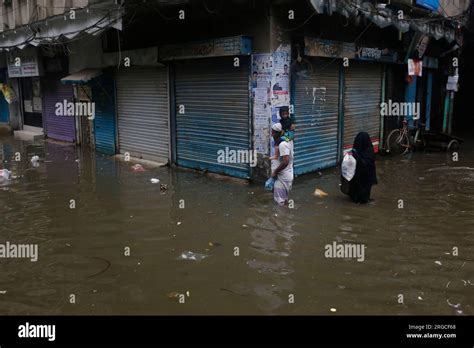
left=0, top=135, right=473, bottom=316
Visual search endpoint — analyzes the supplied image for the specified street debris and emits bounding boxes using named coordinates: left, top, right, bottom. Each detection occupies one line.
left=166, top=291, right=180, bottom=299
left=177, top=251, right=210, bottom=261
left=131, top=164, right=146, bottom=172
left=220, top=288, right=248, bottom=297
left=150, top=178, right=160, bottom=184
left=314, top=188, right=328, bottom=197
left=0, top=169, right=11, bottom=180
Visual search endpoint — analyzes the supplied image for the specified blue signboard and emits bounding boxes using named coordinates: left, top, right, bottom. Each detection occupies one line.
left=416, top=0, right=439, bottom=11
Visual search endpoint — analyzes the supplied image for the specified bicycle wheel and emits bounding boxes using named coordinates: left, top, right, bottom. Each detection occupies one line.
left=387, top=129, right=411, bottom=155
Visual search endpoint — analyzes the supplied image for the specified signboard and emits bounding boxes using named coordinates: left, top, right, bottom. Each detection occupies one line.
left=305, top=37, right=395, bottom=62
left=159, top=36, right=252, bottom=60
left=416, top=0, right=439, bottom=11
left=7, top=48, right=41, bottom=78
left=305, top=37, right=355, bottom=59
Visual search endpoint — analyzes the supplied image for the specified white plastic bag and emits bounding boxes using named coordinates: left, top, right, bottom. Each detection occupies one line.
left=341, top=152, right=356, bottom=181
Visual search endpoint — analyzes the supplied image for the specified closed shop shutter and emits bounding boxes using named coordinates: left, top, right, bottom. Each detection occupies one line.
left=43, top=76, right=76, bottom=142
left=294, top=58, right=340, bottom=175
left=174, top=57, right=251, bottom=179
left=343, top=62, right=382, bottom=152
left=92, top=76, right=117, bottom=155
left=116, top=67, right=169, bottom=162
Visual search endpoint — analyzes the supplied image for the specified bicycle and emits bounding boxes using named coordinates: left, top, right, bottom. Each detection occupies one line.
left=386, top=118, right=426, bottom=155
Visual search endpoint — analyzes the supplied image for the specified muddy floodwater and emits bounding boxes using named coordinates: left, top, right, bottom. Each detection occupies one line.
left=0, top=135, right=473, bottom=315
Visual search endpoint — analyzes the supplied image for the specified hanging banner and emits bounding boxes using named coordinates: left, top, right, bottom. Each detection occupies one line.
left=408, top=59, right=423, bottom=76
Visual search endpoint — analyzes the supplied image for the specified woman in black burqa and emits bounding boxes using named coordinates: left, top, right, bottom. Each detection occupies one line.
left=349, top=132, right=378, bottom=204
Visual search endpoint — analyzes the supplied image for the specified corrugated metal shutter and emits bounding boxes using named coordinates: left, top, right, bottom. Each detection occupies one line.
left=43, top=76, right=76, bottom=142
left=116, top=67, right=169, bottom=162
left=294, top=59, right=340, bottom=175
left=343, top=62, right=382, bottom=151
left=174, top=57, right=251, bottom=179
left=92, top=76, right=116, bottom=155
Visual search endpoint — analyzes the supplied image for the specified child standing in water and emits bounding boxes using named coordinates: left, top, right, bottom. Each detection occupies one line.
left=270, top=106, right=295, bottom=160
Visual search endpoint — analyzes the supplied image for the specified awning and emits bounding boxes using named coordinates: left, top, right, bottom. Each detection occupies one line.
left=61, top=69, right=102, bottom=85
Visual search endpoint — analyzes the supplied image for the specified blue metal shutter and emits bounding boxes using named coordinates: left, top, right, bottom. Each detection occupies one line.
left=92, top=76, right=117, bottom=155
left=174, top=57, right=251, bottom=179
left=116, top=67, right=170, bottom=162
left=343, top=62, right=382, bottom=151
left=294, top=59, right=340, bottom=175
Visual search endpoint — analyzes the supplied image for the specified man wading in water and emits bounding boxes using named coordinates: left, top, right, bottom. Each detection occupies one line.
left=271, top=123, right=294, bottom=205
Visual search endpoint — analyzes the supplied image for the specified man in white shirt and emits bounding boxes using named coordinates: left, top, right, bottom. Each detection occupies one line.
left=271, top=123, right=294, bottom=205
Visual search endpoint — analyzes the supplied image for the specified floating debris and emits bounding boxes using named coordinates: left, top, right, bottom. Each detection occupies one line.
left=314, top=188, right=328, bottom=197
left=0, top=169, right=11, bottom=180
left=160, top=184, right=168, bottom=192
left=31, top=155, right=40, bottom=163
left=0, top=290, right=6, bottom=294
left=177, top=222, right=182, bottom=226
left=150, top=178, right=160, bottom=184
left=418, top=296, right=423, bottom=300
left=208, top=242, right=222, bottom=247
left=166, top=292, right=180, bottom=299
left=447, top=298, right=461, bottom=308
left=131, top=164, right=146, bottom=172
left=177, top=251, right=210, bottom=261
left=435, top=261, right=442, bottom=266
left=330, top=308, right=337, bottom=313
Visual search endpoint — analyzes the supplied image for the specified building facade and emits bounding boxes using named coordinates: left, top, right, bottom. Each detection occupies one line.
left=0, top=0, right=469, bottom=179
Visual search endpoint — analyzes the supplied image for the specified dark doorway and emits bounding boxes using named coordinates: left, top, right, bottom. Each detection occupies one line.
left=21, top=77, right=43, bottom=128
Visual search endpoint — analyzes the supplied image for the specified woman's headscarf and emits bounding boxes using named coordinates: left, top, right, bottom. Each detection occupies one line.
left=352, top=132, right=378, bottom=186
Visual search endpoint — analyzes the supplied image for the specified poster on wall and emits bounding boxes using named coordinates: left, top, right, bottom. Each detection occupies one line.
left=270, top=45, right=291, bottom=157
left=252, top=54, right=272, bottom=154
left=271, top=49, right=290, bottom=107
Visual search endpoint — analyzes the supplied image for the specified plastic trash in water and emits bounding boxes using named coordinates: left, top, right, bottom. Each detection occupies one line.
left=131, top=164, right=146, bottom=172
left=264, top=177, right=275, bottom=191
left=150, top=178, right=160, bottom=184
left=177, top=251, right=210, bottom=262
left=314, top=188, right=328, bottom=197
left=31, top=155, right=40, bottom=163
left=0, top=169, right=11, bottom=180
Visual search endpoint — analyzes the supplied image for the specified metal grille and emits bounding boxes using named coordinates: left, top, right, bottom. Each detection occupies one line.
left=116, top=67, right=170, bottom=163
left=343, top=62, right=382, bottom=150
left=294, top=59, right=340, bottom=175
left=174, top=57, right=251, bottom=179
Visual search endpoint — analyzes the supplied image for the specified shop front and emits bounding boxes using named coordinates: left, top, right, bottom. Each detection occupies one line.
left=160, top=36, right=253, bottom=179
